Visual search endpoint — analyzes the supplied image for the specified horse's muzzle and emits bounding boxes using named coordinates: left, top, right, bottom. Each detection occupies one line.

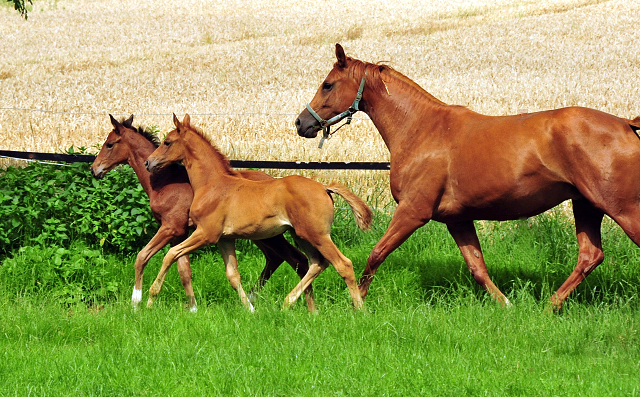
left=145, top=159, right=162, bottom=173
left=295, top=110, right=321, bottom=138
left=90, top=165, right=105, bottom=180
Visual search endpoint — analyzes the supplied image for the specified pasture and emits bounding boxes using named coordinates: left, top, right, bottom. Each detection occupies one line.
left=1, top=0, right=640, bottom=395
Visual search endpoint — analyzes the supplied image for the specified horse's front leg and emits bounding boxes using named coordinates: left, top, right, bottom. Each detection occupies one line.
left=131, top=224, right=182, bottom=308
left=446, top=221, right=510, bottom=306
left=359, top=203, right=428, bottom=299
left=147, top=228, right=209, bottom=308
left=217, top=239, right=255, bottom=312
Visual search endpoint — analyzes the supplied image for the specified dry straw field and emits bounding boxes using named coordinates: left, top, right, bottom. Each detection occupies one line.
left=1, top=0, right=640, bottom=206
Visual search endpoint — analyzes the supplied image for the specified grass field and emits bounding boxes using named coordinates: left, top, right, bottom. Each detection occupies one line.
left=1, top=213, right=640, bottom=396
left=2, top=0, right=640, bottom=395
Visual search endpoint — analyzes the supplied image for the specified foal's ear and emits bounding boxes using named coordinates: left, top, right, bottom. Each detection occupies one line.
left=109, top=114, right=123, bottom=135
left=183, top=113, right=191, bottom=127
left=335, top=43, right=347, bottom=69
left=109, top=114, right=119, bottom=128
left=123, top=114, right=134, bottom=128
left=173, top=113, right=181, bottom=130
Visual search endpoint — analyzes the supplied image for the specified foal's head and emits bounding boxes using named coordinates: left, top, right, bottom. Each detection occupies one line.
left=91, top=114, right=158, bottom=179
left=295, top=43, right=366, bottom=139
left=145, top=113, right=193, bottom=173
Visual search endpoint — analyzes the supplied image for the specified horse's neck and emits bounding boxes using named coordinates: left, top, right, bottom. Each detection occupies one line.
left=181, top=137, right=234, bottom=191
left=125, top=136, right=158, bottom=198
left=364, top=75, right=450, bottom=153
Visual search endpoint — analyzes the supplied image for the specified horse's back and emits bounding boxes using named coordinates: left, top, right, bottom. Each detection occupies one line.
left=430, top=106, right=640, bottom=221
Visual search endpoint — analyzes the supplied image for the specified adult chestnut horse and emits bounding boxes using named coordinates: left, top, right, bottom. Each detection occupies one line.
left=296, top=43, right=640, bottom=310
left=145, top=114, right=372, bottom=311
left=92, top=115, right=316, bottom=311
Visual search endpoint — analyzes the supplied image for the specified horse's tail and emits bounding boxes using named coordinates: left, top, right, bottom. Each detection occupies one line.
left=324, top=183, right=373, bottom=231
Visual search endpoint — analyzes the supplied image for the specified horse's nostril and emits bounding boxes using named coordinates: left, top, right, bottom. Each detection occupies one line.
left=144, top=160, right=149, bottom=169
left=295, top=118, right=300, bottom=127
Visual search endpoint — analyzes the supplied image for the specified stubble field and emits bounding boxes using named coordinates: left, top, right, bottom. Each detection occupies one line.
left=2, top=0, right=640, bottom=395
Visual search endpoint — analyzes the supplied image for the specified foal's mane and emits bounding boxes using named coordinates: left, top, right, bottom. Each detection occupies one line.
left=343, top=58, right=448, bottom=106
left=119, top=117, right=161, bottom=147
left=183, top=122, right=239, bottom=176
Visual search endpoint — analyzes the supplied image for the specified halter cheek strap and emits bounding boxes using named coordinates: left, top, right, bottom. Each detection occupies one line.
left=305, top=76, right=366, bottom=148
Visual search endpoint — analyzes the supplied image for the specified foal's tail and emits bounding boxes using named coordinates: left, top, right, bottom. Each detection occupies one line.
left=324, top=183, right=373, bottom=231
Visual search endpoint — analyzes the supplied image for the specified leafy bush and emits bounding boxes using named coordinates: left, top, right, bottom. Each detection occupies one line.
left=0, top=242, right=122, bottom=304
left=0, top=162, right=156, bottom=255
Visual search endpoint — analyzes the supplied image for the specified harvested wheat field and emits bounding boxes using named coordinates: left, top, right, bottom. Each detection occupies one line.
left=1, top=0, right=640, bottom=206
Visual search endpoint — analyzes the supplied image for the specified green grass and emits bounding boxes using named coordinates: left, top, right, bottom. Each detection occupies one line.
left=0, top=293, right=638, bottom=396
left=1, top=210, right=640, bottom=395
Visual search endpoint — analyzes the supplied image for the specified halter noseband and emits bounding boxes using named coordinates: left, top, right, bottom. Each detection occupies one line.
left=305, top=76, right=366, bottom=148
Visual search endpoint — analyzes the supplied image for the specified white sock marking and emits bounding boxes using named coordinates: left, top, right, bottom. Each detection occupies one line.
left=132, top=288, right=142, bottom=304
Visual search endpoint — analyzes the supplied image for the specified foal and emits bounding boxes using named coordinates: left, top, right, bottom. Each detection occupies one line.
left=91, top=115, right=315, bottom=311
left=145, top=114, right=372, bottom=310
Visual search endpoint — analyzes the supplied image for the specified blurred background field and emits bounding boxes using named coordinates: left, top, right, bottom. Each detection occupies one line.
left=2, top=0, right=640, bottom=206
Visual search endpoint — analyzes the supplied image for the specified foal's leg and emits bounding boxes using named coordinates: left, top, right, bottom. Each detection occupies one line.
left=447, top=221, right=509, bottom=305
left=131, top=224, right=185, bottom=308
left=288, top=233, right=363, bottom=310
left=176, top=254, right=197, bottom=312
left=251, top=236, right=316, bottom=312
left=550, top=199, right=604, bottom=311
left=359, top=203, right=428, bottom=298
left=283, top=237, right=328, bottom=309
left=217, top=239, right=254, bottom=312
left=148, top=228, right=209, bottom=308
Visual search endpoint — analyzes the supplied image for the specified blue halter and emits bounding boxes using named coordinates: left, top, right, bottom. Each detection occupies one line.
left=305, top=76, right=366, bottom=148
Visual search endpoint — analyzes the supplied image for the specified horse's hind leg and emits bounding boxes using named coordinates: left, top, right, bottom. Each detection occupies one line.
left=290, top=233, right=363, bottom=310
left=217, top=239, right=254, bottom=312
left=550, top=199, right=604, bottom=311
left=447, top=221, right=509, bottom=305
left=251, top=236, right=316, bottom=312
left=283, top=237, right=327, bottom=309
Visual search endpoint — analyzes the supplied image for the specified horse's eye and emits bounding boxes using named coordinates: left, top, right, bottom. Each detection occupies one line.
left=106, top=142, right=114, bottom=149
left=322, top=82, right=333, bottom=91
left=164, top=141, right=171, bottom=147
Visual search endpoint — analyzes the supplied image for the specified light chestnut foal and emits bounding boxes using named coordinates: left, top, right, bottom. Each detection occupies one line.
left=91, top=115, right=316, bottom=312
left=145, top=114, right=372, bottom=310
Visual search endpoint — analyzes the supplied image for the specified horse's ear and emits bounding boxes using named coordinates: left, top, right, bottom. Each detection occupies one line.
left=109, top=114, right=123, bottom=134
left=109, top=114, right=119, bottom=128
left=183, top=113, right=191, bottom=127
left=173, top=113, right=181, bottom=130
left=123, top=114, right=134, bottom=128
left=335, top=43, right=347, bottom=69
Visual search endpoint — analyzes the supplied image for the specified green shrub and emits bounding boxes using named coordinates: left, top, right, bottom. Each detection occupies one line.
left=0, top=162, right=155, bottom=255
left=0, top=242, right=122, bottom=305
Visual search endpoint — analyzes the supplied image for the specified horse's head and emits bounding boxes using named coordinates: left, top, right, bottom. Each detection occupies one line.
left=145, top=113, right=191, bottom=173
left=91, top=114, right=135, bottom=179
left=295, top=44, right=365, bottom=145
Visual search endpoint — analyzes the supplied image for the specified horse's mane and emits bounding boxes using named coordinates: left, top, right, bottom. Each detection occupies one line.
left=343, top=58, right=448, bottom=106
left=185, top=123, right=239, bottom=176
left=119, top=117, right=161, bottom=147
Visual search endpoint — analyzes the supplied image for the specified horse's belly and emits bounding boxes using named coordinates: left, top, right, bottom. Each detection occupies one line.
left=434, top=183, right=580, bottom=222
left=221, top=217, right=291, bottom=240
